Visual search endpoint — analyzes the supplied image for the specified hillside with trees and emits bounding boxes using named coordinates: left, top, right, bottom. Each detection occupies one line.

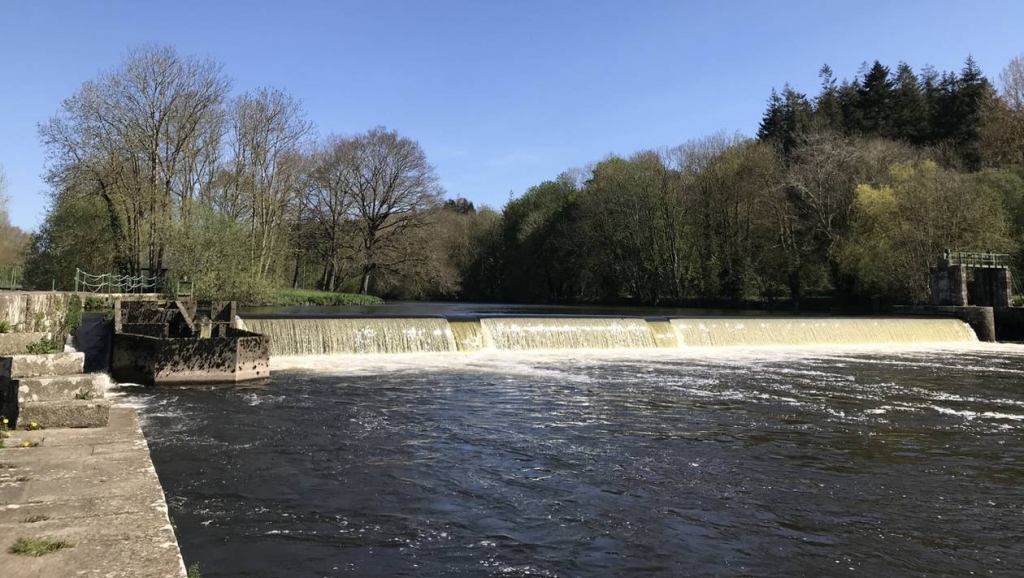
left=18, top=48, right=1024, bottom=307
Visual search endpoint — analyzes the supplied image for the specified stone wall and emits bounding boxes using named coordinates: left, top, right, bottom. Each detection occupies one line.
left=0, top=292, right=69, bottom=333
left=0, top=332, right=49, bottom=355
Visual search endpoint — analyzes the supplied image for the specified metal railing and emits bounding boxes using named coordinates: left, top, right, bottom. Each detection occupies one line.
left=74, top=268, right=161, bottom=293
left=941, top=251, right=1011, bottom=269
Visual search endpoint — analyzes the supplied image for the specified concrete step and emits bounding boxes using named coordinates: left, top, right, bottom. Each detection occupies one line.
left=0, top=352, right=84, bottom=379
left=0, top=332, right=49, bottom=355
left=17, top=374, right=101, bottom=404
left=18, top=399, right=111, bottom=429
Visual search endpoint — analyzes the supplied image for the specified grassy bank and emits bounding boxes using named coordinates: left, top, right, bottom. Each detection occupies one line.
left=265, top=288, right=384, bottom=307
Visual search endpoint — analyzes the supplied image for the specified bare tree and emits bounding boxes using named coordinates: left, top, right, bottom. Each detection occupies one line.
left=39, top=45, right=230, bottom=274
left=1000, top=54, right=1024, bottom=111
left=0, top=166, right=30, bottom=268
left=226, top=88, right=312, bottom=278
left=305, top=136, right=359, bottom=291
left=979, top=55, right=1024, bottom=168
left=344, top=127, right=444, bottom=294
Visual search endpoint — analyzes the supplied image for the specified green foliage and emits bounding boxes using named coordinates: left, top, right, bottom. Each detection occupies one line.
left=0, top=320, right=10, bottom=334
left=838, top=161, right=1013, bottom=301
left=25, top=338, right=60, bottom=355
left=267, top=289, right=384, bottom=307
left=83, top=296, right=113, bottom=311
left=22, top=194, right=116, bottom=291
left=61, top=294, right=83, bottom=342
left=187, top=563, right=203, bottom=578
left=8, top=536, right=74, bottom=557
left=165, top=207, right=275, bottom=304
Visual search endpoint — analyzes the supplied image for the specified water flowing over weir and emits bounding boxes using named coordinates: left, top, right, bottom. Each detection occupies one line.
left=480, top=317, right=657, bottom=350
left=243, top=318, right=456, bottom=355
left=670, top=317, right=979, bottom=347
left=242, top=315, right=978, bottom=356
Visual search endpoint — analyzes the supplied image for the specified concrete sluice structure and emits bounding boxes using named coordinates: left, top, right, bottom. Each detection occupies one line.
left=244, top=315, right=979, bottom=357
left=112, top=300, right=270, bottom=385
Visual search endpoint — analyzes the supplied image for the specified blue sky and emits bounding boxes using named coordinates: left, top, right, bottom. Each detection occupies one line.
left=2, top=0, right=1023, bottom=230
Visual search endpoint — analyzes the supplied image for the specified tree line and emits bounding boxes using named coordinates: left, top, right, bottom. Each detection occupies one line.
left=13, top=48, right=1024, bottom=306
left=451, top=56, right=1024, bottom=306
left=21, top=46, right=447, bottom=301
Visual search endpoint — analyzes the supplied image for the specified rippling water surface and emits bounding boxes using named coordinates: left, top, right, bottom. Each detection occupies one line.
left=121, top=345, right=1024, bottom=577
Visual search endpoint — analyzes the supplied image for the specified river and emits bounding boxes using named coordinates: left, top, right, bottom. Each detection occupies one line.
left=116, top=341, right=1024, bottom=577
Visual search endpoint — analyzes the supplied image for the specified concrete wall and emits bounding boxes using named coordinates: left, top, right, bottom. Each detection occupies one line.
left=0, top=292, right=69, bottom=333
left=112, top=329, right=269, bottom=385
left=994, top=307, right=1024, bottom=341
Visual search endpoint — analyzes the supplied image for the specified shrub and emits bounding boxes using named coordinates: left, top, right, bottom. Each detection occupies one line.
left=56, top=294, right=83, bottom=346
left=268, top=288, right=384, bottom=307
left=25, top=338, right=59, bottom=355
left=0, top=320, right=10, bottom=333
left=83, top=296, right=113, bottom=311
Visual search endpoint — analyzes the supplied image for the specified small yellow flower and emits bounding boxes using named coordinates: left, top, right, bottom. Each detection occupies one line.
left=22, top=441, right=30, bottom=448
left=2, top=417, right=7, bottom=424
left=29, top=421, right=38, bottom=429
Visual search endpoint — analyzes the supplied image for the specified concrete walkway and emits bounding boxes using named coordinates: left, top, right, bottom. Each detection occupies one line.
left=0, top=407, right=186, bottom=578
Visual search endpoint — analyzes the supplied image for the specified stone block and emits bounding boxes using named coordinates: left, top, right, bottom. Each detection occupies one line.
left=0, top=352, right=85, bottom=379
left=17, top=374, right=99, bottom=403
left=18, top=399, right=111, bottom=429
left=0, top=292, right=69, bottom=333
left=0, top=332, right=49, bottom=355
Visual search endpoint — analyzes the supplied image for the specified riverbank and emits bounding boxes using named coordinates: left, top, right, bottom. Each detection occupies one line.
left=0, top=406, right=186, bottom=578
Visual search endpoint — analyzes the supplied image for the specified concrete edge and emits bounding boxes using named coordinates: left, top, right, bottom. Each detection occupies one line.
left=129, top=407, right=189, bottom=578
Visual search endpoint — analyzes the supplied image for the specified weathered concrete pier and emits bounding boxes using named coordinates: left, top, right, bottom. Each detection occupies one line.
left=112, top=300, right=270, bottom=385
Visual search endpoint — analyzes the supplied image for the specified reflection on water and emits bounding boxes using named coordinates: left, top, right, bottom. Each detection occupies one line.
left=123, top=345, right=1024, bottom=577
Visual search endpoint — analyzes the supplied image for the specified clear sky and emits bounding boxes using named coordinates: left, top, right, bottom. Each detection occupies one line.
left=1, top=0, right=1023, bottom=231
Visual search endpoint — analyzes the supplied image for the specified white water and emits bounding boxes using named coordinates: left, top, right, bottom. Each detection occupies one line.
left=670, top=317, right=978, bottom=347
left=242, top=316, right=979, bottom=356
left=244, top=318, right=457, bottom=356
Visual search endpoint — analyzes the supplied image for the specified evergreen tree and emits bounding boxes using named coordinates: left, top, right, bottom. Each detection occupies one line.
left=813, top=64, right=845, bottom=131
left=889, top=62, right=928, bottom=143
left=838, top=78, right=863, bottom=134
left=757, top=86, right=813, bottom=158
left=953, top=56, right=994, bottom=169
left=856, top=61, right=895, bottom=136
left=757, top=89, right=786, bottom=141
left=919, top=64, right=942, bottom=143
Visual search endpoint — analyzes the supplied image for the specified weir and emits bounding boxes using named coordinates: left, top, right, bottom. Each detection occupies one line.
left=243, top=316, right=978, bottom=357
left=480, top=317, right=657, bottom=351
left=670, top=317, right=978, bottom=347
left=244, top=317, right=457, bottom=356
